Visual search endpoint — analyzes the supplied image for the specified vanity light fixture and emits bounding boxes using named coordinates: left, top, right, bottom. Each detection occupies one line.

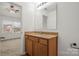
left=37, top=2, right=48, bottom=8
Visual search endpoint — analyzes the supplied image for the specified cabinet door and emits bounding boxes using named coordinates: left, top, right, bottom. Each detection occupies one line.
left=26, top=39, right=33, bottom=56
left=33, top=42, right=39, bottom=56
left=32, top=37, right=38, bottom=56
left=38, top=44, right=47, bottom=56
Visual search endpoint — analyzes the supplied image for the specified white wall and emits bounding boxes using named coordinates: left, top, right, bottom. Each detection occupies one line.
left=34, top=6, right=43, bottom=30
left=57, top=2, right=79, bottom=56
left=0, top=17, right=2, bottom=32
left=47, top=10, right=56, bottom=29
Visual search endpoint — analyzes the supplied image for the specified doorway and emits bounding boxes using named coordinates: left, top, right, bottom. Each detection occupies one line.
left=0, top=2, right=22, bottom=56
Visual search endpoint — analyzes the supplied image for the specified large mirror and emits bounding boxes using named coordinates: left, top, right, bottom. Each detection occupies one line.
left=35, top=2, right=56, bottom=30
left=0, top=2, right=22, bottom=56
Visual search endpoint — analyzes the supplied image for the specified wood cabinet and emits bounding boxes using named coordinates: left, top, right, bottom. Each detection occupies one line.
left=26, top=39, right=33, bottom=55
left=25, top=32, right=58, bottom=56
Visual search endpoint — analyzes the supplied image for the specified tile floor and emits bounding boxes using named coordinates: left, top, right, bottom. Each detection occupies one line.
left=0, top=39, right=21, bottom=56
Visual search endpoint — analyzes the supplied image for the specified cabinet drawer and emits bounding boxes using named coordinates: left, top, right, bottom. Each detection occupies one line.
left=29, top=36, right=38, bottom=42
left=25, top=36, right=29, bottom=39
left=33, top=37, right=38, bottom=42
left=29, top=36, right=34, bottom=40
left=39, top=39, right=47, bottom=45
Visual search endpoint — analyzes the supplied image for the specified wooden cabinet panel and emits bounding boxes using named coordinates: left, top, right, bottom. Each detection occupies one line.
left=33, top=42, right=39, bottom=56
left=25, top=36, right=29, bottom=39
left=38, top=44, right=47, bottom=56
left=26, top=39, right=33, bottom=55
left=32, top=37, right=38, bottom=42
left=29, top=36, right=38, bottom=42
left=48, top=38, right=57, bottom=56
left=39, top=39, right=47, bottom=45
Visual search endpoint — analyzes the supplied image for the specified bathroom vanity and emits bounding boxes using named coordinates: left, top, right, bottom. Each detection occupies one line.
left=25, top=32, right=58, bottom=56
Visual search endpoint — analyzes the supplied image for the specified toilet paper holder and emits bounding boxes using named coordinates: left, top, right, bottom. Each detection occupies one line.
left=71, top=43, right=79, bottom=49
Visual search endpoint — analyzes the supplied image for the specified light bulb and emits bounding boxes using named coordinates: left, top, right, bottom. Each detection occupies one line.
left=10, top=10, right=15, bottom=14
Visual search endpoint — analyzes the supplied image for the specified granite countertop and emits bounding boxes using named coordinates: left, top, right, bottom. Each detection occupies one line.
left=25, top=32, right=57, bottom=39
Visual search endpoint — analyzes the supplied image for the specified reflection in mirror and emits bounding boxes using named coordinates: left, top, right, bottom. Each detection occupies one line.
left=0, top=2, right=22, bottom=56
left=36, top=2, right=56, bottom=30
left=42, top=15, right=47, bottom=29
left=47, top=8, right=56, bottom=29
